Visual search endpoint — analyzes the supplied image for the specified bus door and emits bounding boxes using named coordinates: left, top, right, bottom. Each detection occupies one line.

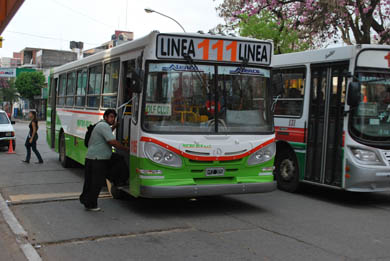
left=50, top=78, right=58, bottom=148
left=305, top=63, right=348, bottom=186
left=116, top=60, right=136, bottom=162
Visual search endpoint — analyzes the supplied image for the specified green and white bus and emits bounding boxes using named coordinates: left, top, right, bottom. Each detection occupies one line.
left=46, top=31, right=277, bottom=198
left=272, top=45, right=390, bottom=192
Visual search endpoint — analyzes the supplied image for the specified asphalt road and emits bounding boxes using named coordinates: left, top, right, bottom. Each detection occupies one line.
left=1, top=121, right=390, bottom=261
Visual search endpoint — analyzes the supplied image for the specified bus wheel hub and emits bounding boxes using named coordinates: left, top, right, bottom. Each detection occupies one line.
left=280, top=159, right=295, bottom=181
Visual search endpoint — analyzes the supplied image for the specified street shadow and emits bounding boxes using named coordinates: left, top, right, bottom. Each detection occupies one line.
left=297, top=183, right=390, bottom=209
left=115, top=194, right=267, bottom=218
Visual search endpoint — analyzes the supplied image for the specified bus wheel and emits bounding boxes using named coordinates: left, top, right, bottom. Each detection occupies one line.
left=110, top=185, right=126, bottom=200
left=59, top=132, right=71, bottom=168
left=275, top=150, right=300, bottom=192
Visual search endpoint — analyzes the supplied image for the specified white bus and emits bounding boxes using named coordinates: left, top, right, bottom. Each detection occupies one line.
left=272, top=45, right=390, bottom=192
left=47, top=31, right=277, bottom=198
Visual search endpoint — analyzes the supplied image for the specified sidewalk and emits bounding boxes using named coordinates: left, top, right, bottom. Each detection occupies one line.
left=0, top=206, right=26, bottom=261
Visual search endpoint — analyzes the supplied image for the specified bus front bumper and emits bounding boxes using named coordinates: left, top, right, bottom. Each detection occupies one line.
left=139, top=181, right=277, bottom=198
left=345, top=159, right=390, bottom=192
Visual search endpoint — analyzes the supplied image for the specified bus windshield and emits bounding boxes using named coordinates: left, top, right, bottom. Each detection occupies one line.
left=142, top=63, right=273, bottom=134
left=350, top=71, right=390, bottom=142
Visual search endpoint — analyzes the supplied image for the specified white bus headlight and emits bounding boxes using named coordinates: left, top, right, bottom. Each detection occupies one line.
left=247, top=142, right=276, bottom=166
left=144, top=143, right=182, bottom=168
left=350, top=148, right=384, bottom=165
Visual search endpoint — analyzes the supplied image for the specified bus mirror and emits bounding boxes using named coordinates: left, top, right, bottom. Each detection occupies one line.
left=347, top=82, right=361, bottom=108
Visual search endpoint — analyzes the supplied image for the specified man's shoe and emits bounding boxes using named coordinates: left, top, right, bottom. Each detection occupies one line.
left=85, top=207, right=101, bottom=212
left=21, top=160, right=29, bottom=164
left=35, top=161, right=43, bottom=164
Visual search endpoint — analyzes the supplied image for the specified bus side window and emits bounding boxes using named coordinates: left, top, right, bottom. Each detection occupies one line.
left=273, top=67, right=306, bottom=117
left=75, top=68, right=87, bottom=107
left=102, top=60, right=120, bottom=108
left=66, top=71, right=76, bottom=107
left=87, top=64, right=103, bottom=109
left=57, top=74, right=66, bottom=107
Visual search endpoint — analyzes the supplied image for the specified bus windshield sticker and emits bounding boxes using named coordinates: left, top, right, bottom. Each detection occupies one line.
left=156, top=34, right=272, bottom=65
left=218, top=66, right=270, bottom=77
left=149, top=63, right=214, bottom=73
left=145, top=103, right=172, bottom=116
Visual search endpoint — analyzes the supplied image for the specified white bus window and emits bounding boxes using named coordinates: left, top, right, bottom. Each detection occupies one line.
left=76, top=69, right=87, bottom=107
left=87, top=65, right=102, bottom=108
left=273, top=68, right=305, bottom=117
left=66, top=71, right=76, bottom=107
left=218, top=66, right=273, bottom=133
left=57, top=74, right=66, bottom=106
left=102, top=61, right=120, bottom=108
left=143, top=63, right=215, bottom=133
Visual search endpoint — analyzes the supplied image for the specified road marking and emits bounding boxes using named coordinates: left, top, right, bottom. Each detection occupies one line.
left=9, top=192, right=111, bottom=204
left=0, top=193, right=42, bottom=261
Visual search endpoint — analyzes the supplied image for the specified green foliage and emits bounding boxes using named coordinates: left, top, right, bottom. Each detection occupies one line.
left=15, top=71, right=45, bottom=101
left=1, top=79, right=20, bottom=103
left=238, top=12, right=310, bottom=54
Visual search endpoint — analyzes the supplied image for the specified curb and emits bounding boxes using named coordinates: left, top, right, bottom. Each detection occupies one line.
left=0, top=193, right=42, bottom=261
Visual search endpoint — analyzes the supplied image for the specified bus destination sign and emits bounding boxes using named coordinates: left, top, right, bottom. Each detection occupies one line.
left=156, top=34, right=272, bottom=65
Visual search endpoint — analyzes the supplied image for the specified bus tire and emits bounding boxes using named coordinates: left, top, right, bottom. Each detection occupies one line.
left=275, top=149, right=300, bottom=192
left=110, top=185, right=126, bottom=200
left=59, top=132, right=71, bottom=168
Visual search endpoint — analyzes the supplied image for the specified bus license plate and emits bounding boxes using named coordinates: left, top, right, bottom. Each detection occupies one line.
left=205, top=168, right=225, bottom=177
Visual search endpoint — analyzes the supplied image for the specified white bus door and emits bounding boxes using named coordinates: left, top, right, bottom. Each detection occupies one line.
left=305, top=63, right=348, bottom=186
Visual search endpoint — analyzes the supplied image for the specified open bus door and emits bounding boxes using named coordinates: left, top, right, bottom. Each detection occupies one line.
left=305, top=63, right=348, bottom=187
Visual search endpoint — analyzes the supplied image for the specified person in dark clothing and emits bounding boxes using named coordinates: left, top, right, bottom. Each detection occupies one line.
left=79, top=109, right=129, bottom=212
left=22, top=111, right=43, bottom=164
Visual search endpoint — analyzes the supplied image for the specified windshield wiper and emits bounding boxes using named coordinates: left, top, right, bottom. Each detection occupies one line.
left=183, top=54, right=206, bottom=88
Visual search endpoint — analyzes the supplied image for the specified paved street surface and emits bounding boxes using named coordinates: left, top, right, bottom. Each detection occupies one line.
left=1, top=122, right=390, bottom=260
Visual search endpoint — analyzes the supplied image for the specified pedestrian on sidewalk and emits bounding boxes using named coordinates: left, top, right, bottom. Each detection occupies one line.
left=22, top=111, right=43, bottom=164
left=79, top=109, right=129, bottom=212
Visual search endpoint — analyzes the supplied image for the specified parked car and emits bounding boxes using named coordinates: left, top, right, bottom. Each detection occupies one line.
left=0, top=110, right=16, bottom=150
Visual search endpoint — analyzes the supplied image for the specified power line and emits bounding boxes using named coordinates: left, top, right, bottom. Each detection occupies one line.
left=5, top=30, right=99, bottom=46
left=51, top=0, right=116, bottom=29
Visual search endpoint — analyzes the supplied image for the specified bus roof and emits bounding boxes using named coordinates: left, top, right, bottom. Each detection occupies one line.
left=52, top=31, right=273, bottom=75
left=272, top=44, right=390, bottom=67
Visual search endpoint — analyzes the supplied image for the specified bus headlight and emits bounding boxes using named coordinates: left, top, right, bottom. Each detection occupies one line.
left=247, top=142, right=276, bottom=166
left=350, top=148, right=384, bottom=165
left=144, top=143, right=182, bottom=168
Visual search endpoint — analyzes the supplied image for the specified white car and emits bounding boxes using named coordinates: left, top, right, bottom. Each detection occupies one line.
left=0, top=110, right=16, bottom=150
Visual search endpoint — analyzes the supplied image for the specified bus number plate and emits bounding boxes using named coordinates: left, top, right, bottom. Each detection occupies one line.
left=205, top=168, right=225, bottom=177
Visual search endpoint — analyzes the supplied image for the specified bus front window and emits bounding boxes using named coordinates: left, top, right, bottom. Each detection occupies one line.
left=217, top=66, right=273, bottom=133
left=143, top=63, right=273, bottom=134
left=143, top=63, right=215, bottom=133
left=350, top=71, right=390, bottom=143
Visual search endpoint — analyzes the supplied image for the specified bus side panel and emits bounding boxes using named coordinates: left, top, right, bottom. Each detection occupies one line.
left=54, top=112, right=62, bottom=153
left=129, top=155, right=140, bottom=197
left=288, top=142, right=307, bottom=180
left=64, top=133, right=87, bottom=165
left=46, top=106, right=52, bottom=147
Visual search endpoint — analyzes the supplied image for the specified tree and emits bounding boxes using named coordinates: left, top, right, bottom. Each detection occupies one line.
left=15, top=71, right=45, bottom=102
left=216, top=0, right=390, bottom=47
left=0, top=79, right=20, bottom=115
left=238, top=12, right=310, bottom=53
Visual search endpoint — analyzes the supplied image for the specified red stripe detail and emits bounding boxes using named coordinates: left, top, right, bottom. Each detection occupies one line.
left=275, top=127, right=305, bottom=143
left=342, top=131, right=345, bottom=147
left=57, top=109, right=104, bottom=116
left=140, top=136, right=275, bottom=161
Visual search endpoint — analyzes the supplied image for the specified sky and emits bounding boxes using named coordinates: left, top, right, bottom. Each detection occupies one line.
left=0, top=0, right=224, bottom=57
